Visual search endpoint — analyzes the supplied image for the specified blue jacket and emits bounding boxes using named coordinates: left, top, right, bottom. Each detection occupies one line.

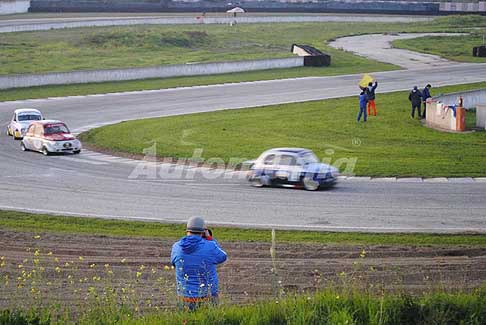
left=171, top=235, right=227, bottom=298
left=359, top=93, right=369, bottom=108
left=367, top=81, right=378, bottom=100
left=422, top=87, right=431, bottom=100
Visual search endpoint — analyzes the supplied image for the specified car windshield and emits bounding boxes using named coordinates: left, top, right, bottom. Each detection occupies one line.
left=18, top=114, right=41, bottom=121
left=301, top=152, right=319, bottom=164
left=44, top=124, right=69, bottom=135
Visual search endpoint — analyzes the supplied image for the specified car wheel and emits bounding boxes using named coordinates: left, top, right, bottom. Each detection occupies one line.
left=73, top=150, right=81, bottom=155
left=302, top=176, right=320, bottom=191
left=42, top=146, right=50, bottom=156
left=20, top=142, right=28, bottom=152
left=250, top=176, right=264, bottom=188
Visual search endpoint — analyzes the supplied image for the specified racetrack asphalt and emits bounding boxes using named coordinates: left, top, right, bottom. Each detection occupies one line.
left=1, top=62, right=486, bottom=233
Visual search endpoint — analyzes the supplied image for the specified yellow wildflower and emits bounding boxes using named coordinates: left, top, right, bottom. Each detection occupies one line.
left=139, top=265, right=145, bottom=271
left=79, top=256, right=84, bottom=261
left=164, top=265, right=170, bottom=271
left=55, top=267, right=61, bottom=273
left=33, top=235, right=41, bottom=239
left=34, top=250, right=40, bottom=256
left=18, top=264, right=23, bottom=269
left=121, top=258, right=126, bottom=263
left=136, top=272, right=142, bottom=278
left=90, top=264, right=96, bottom=268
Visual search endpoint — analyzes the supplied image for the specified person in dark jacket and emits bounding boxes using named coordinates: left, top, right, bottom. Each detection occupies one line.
left=171, top=216, right=227, bottom=311
left=366, top=81, right=378, bottom=116
left=357, top=90, right=368, bottom=122
left=422, top=84, right=432, bottom=119
left=408, top=86, right=423, bottom=119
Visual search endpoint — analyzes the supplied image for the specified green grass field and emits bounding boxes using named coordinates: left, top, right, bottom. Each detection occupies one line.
left=394, top=34, right=486, bottom=63
left=1, top=15, right=486, bottom=75
left=80, top=82, right=486, bottom=178
left=1, top=209, right=486, bottom=246
left=0, top=22, right=396, bottom=75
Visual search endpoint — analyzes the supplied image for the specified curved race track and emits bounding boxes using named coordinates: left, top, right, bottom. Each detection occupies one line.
left=0, top=24, right=485, bottom=232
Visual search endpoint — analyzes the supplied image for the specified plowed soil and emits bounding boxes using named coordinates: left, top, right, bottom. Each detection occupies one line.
left=1, top=229, right=485, bottom=311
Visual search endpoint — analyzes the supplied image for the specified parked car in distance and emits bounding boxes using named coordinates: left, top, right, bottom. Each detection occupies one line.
left=247, top=148, right=339, bottom=191
left=6, top=108, right=43, bottom=140
left=21, top=120, right=82, bottom=156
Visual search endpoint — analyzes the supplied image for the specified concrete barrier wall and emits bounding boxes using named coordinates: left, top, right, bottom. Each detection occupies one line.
left=440, top=1, right=485, bottom=12
left=0, top=57, right=304, bottom=89
left=433, top=89, right=486, bottom=109
left=0, top=0, right=30, bottom=15
left=426, top=100, right=460, bottom=131
left=477, top=104, right=486, bottom=129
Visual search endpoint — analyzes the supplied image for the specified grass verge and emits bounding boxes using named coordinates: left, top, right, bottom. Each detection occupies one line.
left=393, top=33, right=486, bottom=63
left=1, top=209, right=486, bottom=246
left=80, top=82, right=486, bottom=178
left=2, top=289, right=486, bottom=324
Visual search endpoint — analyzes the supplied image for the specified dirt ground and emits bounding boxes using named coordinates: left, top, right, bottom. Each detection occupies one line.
left=1, top=229, right=486, bottom=312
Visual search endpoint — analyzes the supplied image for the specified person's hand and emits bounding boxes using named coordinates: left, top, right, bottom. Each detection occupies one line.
left=203, top=229, right=213, bottom=240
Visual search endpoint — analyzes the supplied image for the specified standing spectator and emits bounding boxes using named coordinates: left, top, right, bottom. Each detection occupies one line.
left=408, top=86, right=423, bottom=119
left=171, top=216, right=227, bottom=311
left=366, top=81, right=378, bottom=116
left=422, top=84, right=432, bottom=119
left=357, top=90, right=369, bottom=122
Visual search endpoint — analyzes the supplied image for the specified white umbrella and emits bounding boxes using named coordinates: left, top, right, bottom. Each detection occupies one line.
left=226, top=7, right=245, bottom=13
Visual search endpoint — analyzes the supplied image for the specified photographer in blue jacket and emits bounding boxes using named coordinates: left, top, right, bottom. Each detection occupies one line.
left=171, top=216, right=227, bottom=311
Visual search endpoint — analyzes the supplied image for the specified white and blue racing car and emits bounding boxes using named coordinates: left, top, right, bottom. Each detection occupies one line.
left=247, top=148, right=339, bottom=191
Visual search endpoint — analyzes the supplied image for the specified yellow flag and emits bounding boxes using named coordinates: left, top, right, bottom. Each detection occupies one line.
left=359, top=74, right=374, bottom=88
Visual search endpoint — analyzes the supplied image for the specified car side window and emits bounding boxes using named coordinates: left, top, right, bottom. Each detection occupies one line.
left=26, top=124, right=35, bottom=136
left=263, top=154, right=275, bottom=165
left=278, top=155, right=297, bottom=166
left=33, top=125, right=43, bottom=137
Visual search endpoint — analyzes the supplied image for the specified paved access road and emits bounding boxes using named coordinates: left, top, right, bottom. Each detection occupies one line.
left=1, top=63, right=486, bottom=233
